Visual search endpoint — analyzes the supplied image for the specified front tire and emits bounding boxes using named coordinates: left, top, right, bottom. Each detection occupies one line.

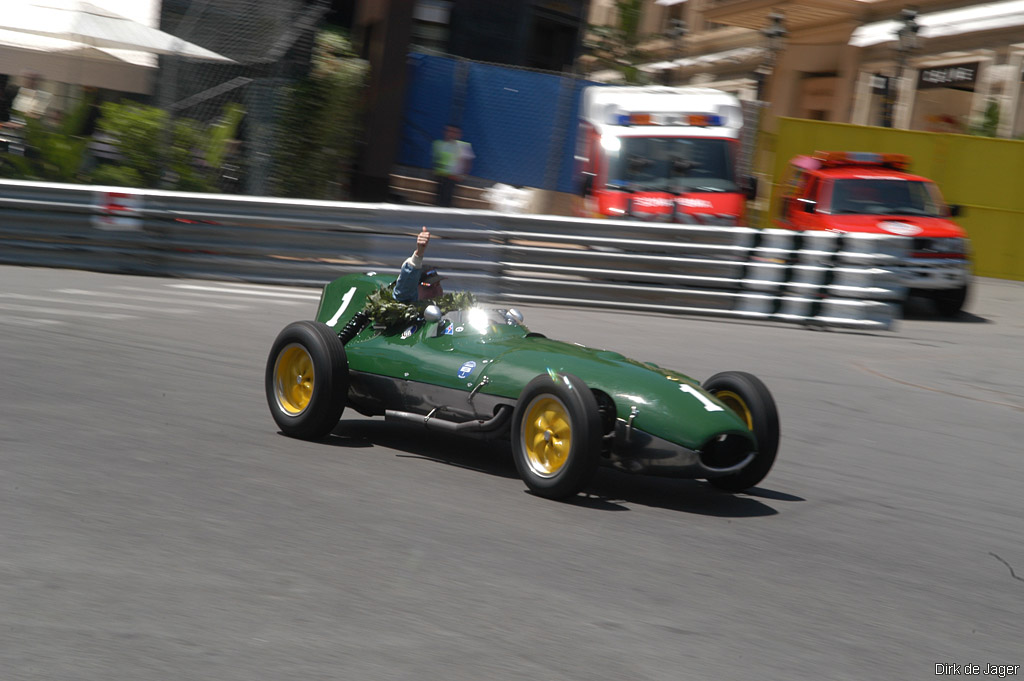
left=931, top=284, right=968, bottom=318
left=703, top=371, right=780, bottom=492
left=265, top=321, right=349, bottom=440
left=511, top=373, right=602, bottom=500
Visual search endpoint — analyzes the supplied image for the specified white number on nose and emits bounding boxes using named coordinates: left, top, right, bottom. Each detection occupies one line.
left=679, top=384, right=724, bottom=412
left=326, top=286, right=358, bottom=327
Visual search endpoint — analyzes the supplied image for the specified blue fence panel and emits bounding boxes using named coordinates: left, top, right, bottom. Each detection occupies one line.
left=399, top=53, right=590, bottom=193
left=554, top=82, right=588, bottom=194
left=399, top=54, right=458, bottom=171
left=461, top=62, right=565, bottom=188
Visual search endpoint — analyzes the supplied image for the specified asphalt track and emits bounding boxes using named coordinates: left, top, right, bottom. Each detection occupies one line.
left=1, top=264, right=1022, bottom=681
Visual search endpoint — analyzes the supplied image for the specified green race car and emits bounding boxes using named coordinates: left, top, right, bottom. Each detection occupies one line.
left=265, top=272, right=780, bottom=500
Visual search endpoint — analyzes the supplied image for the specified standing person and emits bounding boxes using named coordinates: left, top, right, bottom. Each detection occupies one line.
left=432, top=124, right=474, bottom=208
left=10, top=71, right=51, bottom=123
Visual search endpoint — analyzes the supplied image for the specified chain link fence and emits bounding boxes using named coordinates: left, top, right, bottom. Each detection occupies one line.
left=157, top=0, right=334, bottom=196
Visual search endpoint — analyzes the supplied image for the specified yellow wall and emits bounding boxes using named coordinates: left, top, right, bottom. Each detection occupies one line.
left=762, top=118, right=1024, bottom=281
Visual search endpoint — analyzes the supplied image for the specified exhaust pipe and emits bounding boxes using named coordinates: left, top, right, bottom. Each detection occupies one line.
left=385, top=405, right=513, bottom=434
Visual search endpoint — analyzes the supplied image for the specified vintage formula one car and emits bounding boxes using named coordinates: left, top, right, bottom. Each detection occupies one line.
left=265, top=273, right=780, bottom=500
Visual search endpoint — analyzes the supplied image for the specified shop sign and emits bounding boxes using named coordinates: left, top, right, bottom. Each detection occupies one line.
left=917, top=62, right=979, bottom=90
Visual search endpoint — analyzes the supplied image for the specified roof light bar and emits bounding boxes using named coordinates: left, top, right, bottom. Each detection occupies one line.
left=610, top=112, right=724, bottom=127
left=813, top=150, right=910, bottom=171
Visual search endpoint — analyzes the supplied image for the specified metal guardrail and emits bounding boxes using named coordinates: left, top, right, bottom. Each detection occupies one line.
left=0, top=179, right=910, bottom=330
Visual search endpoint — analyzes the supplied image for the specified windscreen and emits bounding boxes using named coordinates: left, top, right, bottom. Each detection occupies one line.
left=829, top=179, right=946, bottom=217
left=440, top=308, right=529, bottom=338
left=605, top=137, right=737, bottom=192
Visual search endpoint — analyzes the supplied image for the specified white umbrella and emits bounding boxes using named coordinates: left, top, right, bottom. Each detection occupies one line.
left=0, top=0, right=234, bottom=62
left=0, top=27, right=155, bottom=92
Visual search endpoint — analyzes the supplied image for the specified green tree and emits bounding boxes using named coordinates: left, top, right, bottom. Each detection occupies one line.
left=94, top=102, right=217, bottom=191
left=273, top=30, right=369, bottom=199
left=581, top=0, right=655, bottom=84
left=0, top=96, right=92, bottom=182
left=969, top=99, right=1000, bottom=137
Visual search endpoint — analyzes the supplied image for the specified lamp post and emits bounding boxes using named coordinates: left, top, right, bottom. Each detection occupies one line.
left=757, top=11, right=787, bottom=101
left=883, top=7, right=920, bottom=127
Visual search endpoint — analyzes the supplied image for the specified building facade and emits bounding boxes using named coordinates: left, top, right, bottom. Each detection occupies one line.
left=408, top=0, right=589, bottom=71
left=584, top=0, right=1024, bottom=138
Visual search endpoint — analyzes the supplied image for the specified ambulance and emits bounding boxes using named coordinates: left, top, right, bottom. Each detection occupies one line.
left=575, top=85, right=754, bottom=224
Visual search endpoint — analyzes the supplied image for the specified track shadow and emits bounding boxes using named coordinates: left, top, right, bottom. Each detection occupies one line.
left=901, top=296, right=989, bottom=323
left=573, top=468, right=802, bottom=517
left=320, top=418, right=803, bottom=517
left=323, top=419, right=520, bottom=480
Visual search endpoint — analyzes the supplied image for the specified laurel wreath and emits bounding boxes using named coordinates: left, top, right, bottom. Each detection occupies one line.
left=363, top=282, right=478, bottom=329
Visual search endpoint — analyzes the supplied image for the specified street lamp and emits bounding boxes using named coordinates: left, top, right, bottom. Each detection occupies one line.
left=884, top=7, right=920, bottom=127
left=757, top=11, right=787, bottom=101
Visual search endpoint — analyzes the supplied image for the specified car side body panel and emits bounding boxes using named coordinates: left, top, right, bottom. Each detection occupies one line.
left=314, top=274, right=752, bottom=453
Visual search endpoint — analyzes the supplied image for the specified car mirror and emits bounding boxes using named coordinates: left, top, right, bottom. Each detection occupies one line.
left=743, top=175, right=758, bottom=201
left=505, top=308, right=524, bottom=325
left=581, top=173, right=594, bottom=198
left=422, top=305, right=442, bottom=322
left=948, top=204, right=963, bottom=218
left=798, top=198, right=817, bottom=214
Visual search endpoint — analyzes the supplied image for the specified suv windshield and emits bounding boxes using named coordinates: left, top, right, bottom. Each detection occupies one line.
left=606, top=137, right=737, bottom=193
left=829, top=179, right=945, bottom=217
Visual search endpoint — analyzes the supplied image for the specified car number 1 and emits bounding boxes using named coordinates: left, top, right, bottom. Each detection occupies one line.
left=679, top=384, right=724, bottom=412
left=326, top=286, right=358, bottom=327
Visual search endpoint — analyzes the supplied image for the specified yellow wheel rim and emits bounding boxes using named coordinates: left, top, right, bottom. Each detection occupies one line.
left=714, top=390, right=753, bottom=429
left=274, top=343, right=314, bottom=416
left=521, top=395, right=573, bottom=478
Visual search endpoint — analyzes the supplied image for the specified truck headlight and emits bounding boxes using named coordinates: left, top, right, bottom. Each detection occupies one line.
left=932, top=237, right=967, bottom=254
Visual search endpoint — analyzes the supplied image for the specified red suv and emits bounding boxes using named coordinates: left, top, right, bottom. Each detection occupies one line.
left=776, top=151, right=971, bottom=316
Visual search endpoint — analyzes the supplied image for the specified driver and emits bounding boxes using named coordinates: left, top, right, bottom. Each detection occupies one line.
left=394, top=226, right=445, bottom=302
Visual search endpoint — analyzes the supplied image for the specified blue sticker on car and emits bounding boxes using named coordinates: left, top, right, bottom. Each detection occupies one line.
left=457, top=361, right=477, bottom=379
left=401, top=325, right=417, bottom=339
left=444, top=324, right=454, bottom=335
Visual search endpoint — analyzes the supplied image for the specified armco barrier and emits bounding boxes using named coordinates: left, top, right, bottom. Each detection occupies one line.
left=0, top=180, right=910, bottom=330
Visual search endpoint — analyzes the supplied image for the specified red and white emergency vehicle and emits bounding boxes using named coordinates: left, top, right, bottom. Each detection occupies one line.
left=575, top=86, right=754, bottom=225
left=776, top=151, right=971, bottom=316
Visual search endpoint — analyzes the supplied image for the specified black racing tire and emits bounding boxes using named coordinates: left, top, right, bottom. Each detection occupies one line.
left=511, top=373, right=603, bottom=500
left=932, top=284, right=968, bottom=318
left=265, top=321, right=349, bottom=440
left=703, top=371, right=780, bottom=493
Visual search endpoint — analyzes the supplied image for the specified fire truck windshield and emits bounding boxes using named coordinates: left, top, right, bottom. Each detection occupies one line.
left=829, top=179, right=946, bottom=217
left=605, top=137, right=737, bottom=192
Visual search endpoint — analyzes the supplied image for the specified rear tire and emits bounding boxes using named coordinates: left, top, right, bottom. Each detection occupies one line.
left=703, top=371, right=779, bottom=492
left=511, top=373, right=602, bottom=500
left=265, top=321, right=348, bottom=440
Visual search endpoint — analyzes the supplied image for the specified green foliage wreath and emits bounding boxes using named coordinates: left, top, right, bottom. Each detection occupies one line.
left=364, top=283, right=477, bottom=329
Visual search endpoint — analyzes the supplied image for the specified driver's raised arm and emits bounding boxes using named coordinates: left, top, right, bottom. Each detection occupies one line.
left=394, top=227, right=430, bottom=303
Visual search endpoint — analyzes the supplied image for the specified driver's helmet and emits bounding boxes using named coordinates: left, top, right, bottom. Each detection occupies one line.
left=418, top=267, right=445, bottom=300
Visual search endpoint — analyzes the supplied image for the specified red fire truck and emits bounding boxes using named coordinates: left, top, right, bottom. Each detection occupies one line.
left=575, top=85, right=755, bottom=224
left=776, top=151, right=971, bottom=316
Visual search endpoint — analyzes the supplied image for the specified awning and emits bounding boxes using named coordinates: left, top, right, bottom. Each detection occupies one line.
left=655, top=0, right=687, bottom=6
left=0, top=0, right=233, bottom=61
left=639, top=46, right=764, bottom=72
left=850, top=0, right=1024, bottom=47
